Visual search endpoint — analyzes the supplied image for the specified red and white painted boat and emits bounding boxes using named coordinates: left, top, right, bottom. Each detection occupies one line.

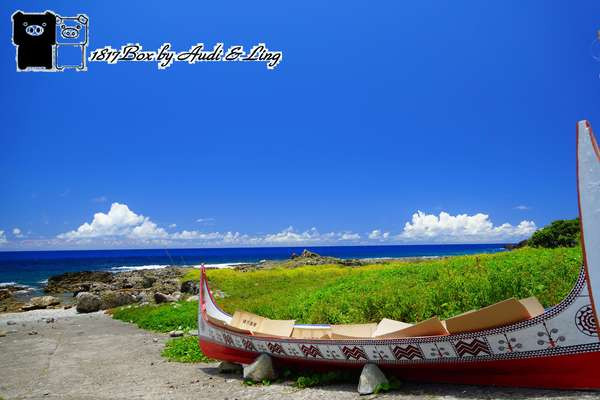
left=198, top=120, right=600, bottom=390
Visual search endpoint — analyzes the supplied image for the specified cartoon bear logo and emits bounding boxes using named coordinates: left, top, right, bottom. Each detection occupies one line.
left=12, top=11, right=57, bottom=71
left=56, top=15, right=89, bottom=71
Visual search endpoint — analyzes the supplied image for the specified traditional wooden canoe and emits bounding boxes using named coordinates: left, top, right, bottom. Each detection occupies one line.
left=198, top=120, right=600, bottom=389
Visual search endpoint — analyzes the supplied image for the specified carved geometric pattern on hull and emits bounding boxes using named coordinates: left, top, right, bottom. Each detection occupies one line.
left=391, top=344, right=424, bottom=360
left=267, top=342, right=286, bottom=355
left=243, top=338, right=257, bottom=352
left=222, top=333, right=234, bottom=346
left=300, top=344, right=323, bottom=358
left=341, top=346, right=368, bottom=360
left=453, top=338, right=491, bottom=357
left=575, top=305, right=598, bottom=337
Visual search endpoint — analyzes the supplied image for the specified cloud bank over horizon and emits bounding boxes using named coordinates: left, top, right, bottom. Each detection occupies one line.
left=1, top=202, right=537, bottom=250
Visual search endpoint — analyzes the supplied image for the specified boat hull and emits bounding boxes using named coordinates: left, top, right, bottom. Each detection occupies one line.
left=200, top=338, right=600, bottom=390
left=198, top=120, right=600, bottom=390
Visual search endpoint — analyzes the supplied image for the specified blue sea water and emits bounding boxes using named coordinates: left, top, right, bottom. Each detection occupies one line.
left=0, top=244, right=506, bottom=292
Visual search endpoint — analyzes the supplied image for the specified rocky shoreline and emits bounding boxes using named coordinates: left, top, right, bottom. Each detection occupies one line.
left=0, top=266, right=197, bottom=314
left=0, top=250, right=441, bottom=314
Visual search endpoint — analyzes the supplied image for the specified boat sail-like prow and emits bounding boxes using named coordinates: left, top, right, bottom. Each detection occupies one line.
left=198, top=120, right=600, bottom=389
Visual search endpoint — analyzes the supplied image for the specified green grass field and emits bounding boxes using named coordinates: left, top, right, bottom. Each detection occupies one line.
left=112, top=247, right=581, bottom=364
left=115, top=246, right=581, bottom=330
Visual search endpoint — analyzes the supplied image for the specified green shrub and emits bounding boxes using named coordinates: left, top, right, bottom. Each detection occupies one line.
left=162, top=336, right=212, bottom=363
left=112, top=301, right=198, bottom=332
left=528, top=218, right=580, bottom=248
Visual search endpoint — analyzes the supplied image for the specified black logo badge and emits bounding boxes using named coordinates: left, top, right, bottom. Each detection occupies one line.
left=12, top=10, right=89, bottom=72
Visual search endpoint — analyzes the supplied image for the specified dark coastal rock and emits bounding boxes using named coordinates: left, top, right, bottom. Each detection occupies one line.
left=154, top=292, right=177, bottom=304
left=99, top=291, right=137, bottom=310
left=135, top=292, right=149, bottom=303
left=45, top=271, right=114, bottom=293
left=0, top=289, right=11, bottom=301
left=76, top=292, right=101, bottom=313
left=21, top=296, right=60, bottom=311
left=180, top=280, right=199, bottom=295
left=169, top=330, right=184, bottom=337
left=504, top=239, right=529, bottom=250
left=237, top=249, right=366, bottom=271
left=151, top=279, right=180, bottom=295
left=0, top=297, right=26, bottom=313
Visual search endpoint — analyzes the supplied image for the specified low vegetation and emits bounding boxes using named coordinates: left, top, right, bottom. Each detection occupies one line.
left=525, top=218, right=580, bottom=248
left=115, top=246, right=581, bottom=330
left=112, top=300, right=197, bottom=333
left=162, top=336, right=212, bottom=363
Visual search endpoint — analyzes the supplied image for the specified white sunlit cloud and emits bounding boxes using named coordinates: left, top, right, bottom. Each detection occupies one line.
left=55, top=203, right=364, bottom=247
left=398, top=211, right=536, bottom=243
left=0, top=230, right=7, bottom=245
left=12, top=228, right=24, bottom=238
left=368, top=229, right=390, bottom=240
left=514, top=205, right=531, bottom=211
left=58, top=202, right=168, bottom=240
left=262, top=226, right=361, bottom=244
left=55, top=203, right=362, bottom=247
left=46, top=203, right=538, bottom=249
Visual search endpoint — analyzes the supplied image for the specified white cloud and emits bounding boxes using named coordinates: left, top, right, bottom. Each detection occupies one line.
left=262, top=227, right=360, bottom=244
left=0, top=230, right=6, bottom=244
left=196, top=218, right=215, bottom=224
left=263, top=226, right=318, bottom=243
left=51, top=202, right=537, bottom=249
left=399, top=211, right=536, bottom=243
left=58, top=202, right=167, bottom=240
left=514, top=205, right=531, bottom=211
left=368, top=229, right=390, bottom=240
left=12, top=228, right=24, bottom=238
left=170, top=230, right=224, bottom=240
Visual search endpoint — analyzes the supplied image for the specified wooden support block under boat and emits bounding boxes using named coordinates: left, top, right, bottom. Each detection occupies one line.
left=330, top=323, right=377, bottom=339
left=373, top=317, right=449, bottom=338
left=445, top=297, right=545, bottom=334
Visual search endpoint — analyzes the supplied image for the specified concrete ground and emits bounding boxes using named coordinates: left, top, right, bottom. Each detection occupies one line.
left=0, top=310, right=599, bottom=400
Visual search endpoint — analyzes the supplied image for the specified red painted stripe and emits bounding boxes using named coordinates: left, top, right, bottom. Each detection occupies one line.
left=199, top=339, right=600, bottom=390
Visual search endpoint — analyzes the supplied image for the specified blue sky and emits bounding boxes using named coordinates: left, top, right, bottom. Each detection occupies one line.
left=1, top=1, right=599, bottom=250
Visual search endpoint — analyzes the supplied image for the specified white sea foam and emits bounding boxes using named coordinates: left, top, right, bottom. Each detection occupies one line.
left=110, top=264, right=171, bottom=272
left=0, top=281, right=18, bottom=287
left=197, top=262, right=248, bottom=269
left=110, top=261, right=256, bottom=272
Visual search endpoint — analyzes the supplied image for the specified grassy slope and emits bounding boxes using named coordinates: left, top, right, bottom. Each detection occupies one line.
left=116, top=247, right=581, bottom=331
left=204, top=247, right=581, bottom=324
left=112, top=247, right=581, bottom=365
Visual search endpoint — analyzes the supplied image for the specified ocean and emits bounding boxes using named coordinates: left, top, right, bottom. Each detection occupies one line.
left=0, top=244, right=506, bottom=294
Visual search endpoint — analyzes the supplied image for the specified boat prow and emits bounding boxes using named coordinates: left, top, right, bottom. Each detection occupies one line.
left=198, top=120, right=600, bottom=389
